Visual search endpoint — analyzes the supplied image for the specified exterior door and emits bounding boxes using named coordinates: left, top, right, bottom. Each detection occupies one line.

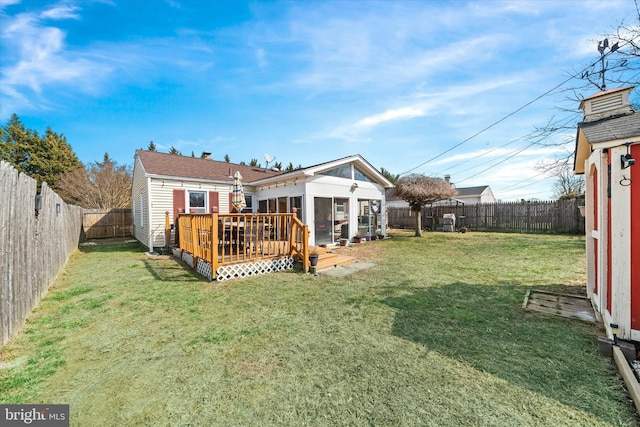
left=314, top=197, right=332, bottom=245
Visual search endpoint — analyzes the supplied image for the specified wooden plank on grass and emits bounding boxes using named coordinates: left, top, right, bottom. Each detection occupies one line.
left=524, top=290, right=596, bottom=322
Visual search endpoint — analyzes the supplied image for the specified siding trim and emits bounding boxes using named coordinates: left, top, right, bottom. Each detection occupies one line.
left=146, top=176, right=153, bottom=250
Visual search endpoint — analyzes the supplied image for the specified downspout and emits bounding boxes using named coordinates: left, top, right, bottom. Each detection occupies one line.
left=146, top=176, right=153, bottom=251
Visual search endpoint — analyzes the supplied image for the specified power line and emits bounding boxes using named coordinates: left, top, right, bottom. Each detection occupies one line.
left=399, top=48, right=624, bottom=176
left=454, top=143, right=537, bottom=185
left=433, top=111, right=581, bottom=180
left=496, top=169, right=550, bottom=192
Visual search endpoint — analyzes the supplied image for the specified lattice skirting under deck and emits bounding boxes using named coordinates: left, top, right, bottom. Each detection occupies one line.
left=213, top=258, right=295, bottom=281
left=172, top=248, right=295, bottom=281
left=196, top=258, right=213, bottom=280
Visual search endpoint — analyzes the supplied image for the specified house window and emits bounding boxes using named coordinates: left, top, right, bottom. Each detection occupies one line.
left=189, top=191, right=206, bottom=213
left=354, top=166, right=373, bottom=182
left=290, top=196, right=302, bottom=220
left=320, top=165, right=352, bottom=179
left=242, top=195, right=253, bottom=213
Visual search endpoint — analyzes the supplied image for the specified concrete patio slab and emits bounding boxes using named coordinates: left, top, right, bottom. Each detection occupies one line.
left=318, top=261, right=376, bottom=278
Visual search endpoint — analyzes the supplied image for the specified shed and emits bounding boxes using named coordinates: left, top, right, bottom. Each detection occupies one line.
left=573, top=86, right=640, bottom=341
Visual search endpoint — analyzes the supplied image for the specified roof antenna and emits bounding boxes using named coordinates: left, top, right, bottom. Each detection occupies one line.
left=264, top=153, right=275, bottom=169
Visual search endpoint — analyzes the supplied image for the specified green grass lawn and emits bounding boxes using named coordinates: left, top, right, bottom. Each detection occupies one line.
left=1, top=231, right=638, bottom=426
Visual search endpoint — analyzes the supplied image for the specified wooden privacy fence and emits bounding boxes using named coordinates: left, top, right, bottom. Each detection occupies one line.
left=0, top=161, right=83, bottom=346
left=82, top=208, right=132, bottom=239
left=388, top=198, right=585, bottom=234
left=175, top=212, right=310, bottom=281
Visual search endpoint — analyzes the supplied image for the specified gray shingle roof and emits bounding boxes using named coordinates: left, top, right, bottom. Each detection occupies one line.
left=578, top=112, right=640, bottom=144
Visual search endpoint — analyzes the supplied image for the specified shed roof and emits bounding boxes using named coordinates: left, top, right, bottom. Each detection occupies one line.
left=135, top=150, right=282, bottom=183
left=573, top=112, right=640, bottom=174
left=577, top=112, right=640, bottom=144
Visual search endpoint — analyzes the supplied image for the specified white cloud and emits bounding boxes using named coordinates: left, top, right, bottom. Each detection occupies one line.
left=0, top=0, right=20, bottom=9
left=40, top=4, right=81, bottom=20
left=355, top=106, right=426, bottom=128
left=0, top=6, right=117, bottom=116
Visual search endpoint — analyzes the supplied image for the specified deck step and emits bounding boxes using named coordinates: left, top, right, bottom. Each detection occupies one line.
left=314, top=253, right=357, bottom=271
left=309, top=245, right=329, bottom=255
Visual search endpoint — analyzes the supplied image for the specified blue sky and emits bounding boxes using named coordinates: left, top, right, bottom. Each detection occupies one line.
left=1, top=0, right=638, bottom=200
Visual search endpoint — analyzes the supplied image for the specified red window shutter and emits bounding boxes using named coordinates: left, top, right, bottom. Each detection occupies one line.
left=173, top=189, right=185, bottom=220
left=209, top=191, right=219, bottom=212
left=229, top=192, right=235, bottom=212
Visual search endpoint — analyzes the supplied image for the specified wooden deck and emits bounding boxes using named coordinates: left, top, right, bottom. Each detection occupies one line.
left=174, top=212, right=310, bottom=280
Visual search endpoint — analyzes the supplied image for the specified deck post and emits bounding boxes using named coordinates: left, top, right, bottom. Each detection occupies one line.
left=211, top=208, right=219, bottom=279
left=177, top=212, right=185, bottom=253
left=190, top=215, right=199, bottom=266
left=164, top=211, right=171, bottom=248
left=303, top=225, right=309, bottom=273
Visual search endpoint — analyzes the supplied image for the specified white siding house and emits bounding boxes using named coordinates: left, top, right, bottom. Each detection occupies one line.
left=132, top=151, right=394, bottom=251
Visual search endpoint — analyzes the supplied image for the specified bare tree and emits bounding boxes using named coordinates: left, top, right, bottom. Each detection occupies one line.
left=393, top=175, right=457, bottom=237
left=535, top=156, right=585, bottom=199
left=57, top=153, right=132, bottom=208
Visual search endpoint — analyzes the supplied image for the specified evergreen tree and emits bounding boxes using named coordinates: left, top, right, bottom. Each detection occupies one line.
left=380, top=167, right=399, bottom=184
left=0, top=114, right=81, bottom=191
left=0, top=114, right=33, bottom=172
left=169, top=146, right=181, bottom=155
left=28, top=126, right=82, bottom=190
left=224, top=154, right=230, bottom=163
left=147, top=141, right=157, bottom=151
left=285, top=162, right=295, bottom=172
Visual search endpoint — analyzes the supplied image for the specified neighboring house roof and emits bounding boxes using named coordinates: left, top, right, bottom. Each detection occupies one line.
left=386, top=185, right=492, bottom=205
left=454, top=186, right=489, bottom=197
left=135, top=150, right=282, bottom=183
left=386, top=185, right=488, bottom=200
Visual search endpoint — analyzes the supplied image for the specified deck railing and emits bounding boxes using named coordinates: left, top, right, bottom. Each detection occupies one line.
left=173, top=212, right=309, bottom=279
